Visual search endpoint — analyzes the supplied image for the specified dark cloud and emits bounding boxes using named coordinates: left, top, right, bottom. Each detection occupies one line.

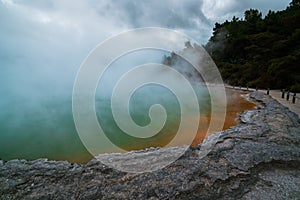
left=114, top=0, right=209, bottom=29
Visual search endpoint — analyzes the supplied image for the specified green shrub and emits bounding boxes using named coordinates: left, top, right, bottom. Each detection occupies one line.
left=290, top=83, right=300, bottom=93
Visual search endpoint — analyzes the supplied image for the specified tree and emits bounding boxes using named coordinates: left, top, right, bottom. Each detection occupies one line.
left=205, top=1, right=300, bottom=91
left=232, top=16, right=239, bottom=22
left=290, top=0, right=300, bottom=7
left=244, top=9, right=262, bottom=23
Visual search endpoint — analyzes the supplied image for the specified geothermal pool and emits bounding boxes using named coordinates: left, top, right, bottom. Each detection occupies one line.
left=0, top=88, right=255, bottom=163
left=0, top=50, right=255, bottom=163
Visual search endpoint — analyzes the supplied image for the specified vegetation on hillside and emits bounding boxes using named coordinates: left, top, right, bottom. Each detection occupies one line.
left=205, top=0, right=300, bottom=91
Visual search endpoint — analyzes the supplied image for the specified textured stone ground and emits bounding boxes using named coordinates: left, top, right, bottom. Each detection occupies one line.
left=0, top=92, right=299, bottom=199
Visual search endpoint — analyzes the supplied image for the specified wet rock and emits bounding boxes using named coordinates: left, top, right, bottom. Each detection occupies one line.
left=0, top=92, right=299, bottom=199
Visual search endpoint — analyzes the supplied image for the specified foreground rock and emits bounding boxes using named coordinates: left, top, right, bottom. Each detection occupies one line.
left=1, top=92, right=299, bottom=199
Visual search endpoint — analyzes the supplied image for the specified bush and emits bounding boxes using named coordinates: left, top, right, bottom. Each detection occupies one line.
left=290, top=83, right=300, bottom=93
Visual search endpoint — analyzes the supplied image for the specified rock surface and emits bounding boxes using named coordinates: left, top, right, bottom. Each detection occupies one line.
left=0, top=92, right=300, bottom=200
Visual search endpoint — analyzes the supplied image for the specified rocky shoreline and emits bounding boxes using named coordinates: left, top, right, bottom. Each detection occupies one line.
left=1, top=92, right=300, bottom=199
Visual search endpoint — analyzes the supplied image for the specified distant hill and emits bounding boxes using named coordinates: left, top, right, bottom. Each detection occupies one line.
left=205, top=0, right=300, bottom=92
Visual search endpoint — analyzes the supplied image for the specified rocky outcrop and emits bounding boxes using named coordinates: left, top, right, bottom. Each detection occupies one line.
left=1, top=92, right=299, bottom=199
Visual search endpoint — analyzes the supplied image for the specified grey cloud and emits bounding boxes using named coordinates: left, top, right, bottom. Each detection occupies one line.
left=202, top=0, right=291, bottom=23
left=241, top=0, right=291, bottom=15
left=116, top=0, right=209, bottom=29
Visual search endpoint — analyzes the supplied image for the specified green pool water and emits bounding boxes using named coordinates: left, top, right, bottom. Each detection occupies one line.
left=0, top=83, right=211, bottom=163
left=0, top=49, right=215, bottom=163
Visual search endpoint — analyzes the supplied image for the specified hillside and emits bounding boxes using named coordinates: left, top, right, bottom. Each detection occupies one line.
left=205, top=0, right=300, bottom=92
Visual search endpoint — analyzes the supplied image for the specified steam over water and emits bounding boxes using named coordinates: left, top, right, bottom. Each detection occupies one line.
left=0, top=49, right=211, bottom=163
left=95, top=50, right=210, bottom=151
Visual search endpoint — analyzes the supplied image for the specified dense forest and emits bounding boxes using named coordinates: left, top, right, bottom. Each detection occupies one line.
left=205, top=0, right=300, bottom=91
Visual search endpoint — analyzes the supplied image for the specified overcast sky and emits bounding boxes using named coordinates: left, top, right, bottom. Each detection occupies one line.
left=0, top=0, right=292, bottom=102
